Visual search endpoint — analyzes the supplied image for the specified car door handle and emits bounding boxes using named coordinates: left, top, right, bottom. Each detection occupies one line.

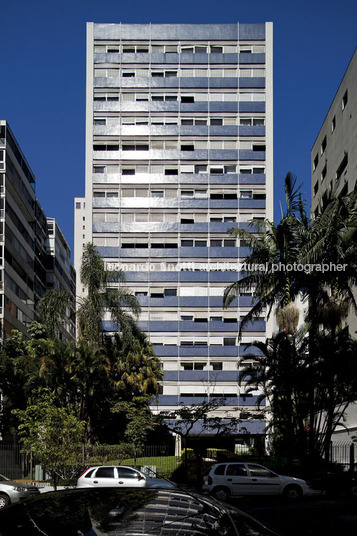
left=118, top=481, right=124, bottom=484
left=93, top=481, right=98, bottom=484
left=227, top=478, right=232, bottom=481
left=252, top=478, right=258, bottom=481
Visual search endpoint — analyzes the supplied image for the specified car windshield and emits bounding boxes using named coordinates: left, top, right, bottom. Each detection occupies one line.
left=0, top=474, right=10, bottom=482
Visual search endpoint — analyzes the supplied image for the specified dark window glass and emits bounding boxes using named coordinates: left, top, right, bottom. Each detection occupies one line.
left=84, top=469, right=96, bottom=478
left=227, top=464, right=247, bottom=476
left=214, top=465, right=226, bottom=475
left=164, top=289, right=177, bottom=296
left=118, top=468, right=139, bottom=479
left=95, top=467, right=114, bottom=478
left=181, top=144, right=195, bottom=151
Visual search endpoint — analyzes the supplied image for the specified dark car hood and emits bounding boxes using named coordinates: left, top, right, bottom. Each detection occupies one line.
left=0, top=488, right=278, bottom=536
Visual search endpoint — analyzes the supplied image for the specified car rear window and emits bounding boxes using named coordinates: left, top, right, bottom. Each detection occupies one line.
left=95, top=467, right=115, bottom=478
left=84, top=469, right=96, bottom=478
left=214, top=465, right=226, bottom=475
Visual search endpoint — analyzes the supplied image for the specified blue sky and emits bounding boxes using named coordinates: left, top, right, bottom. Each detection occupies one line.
left=1, top=0, right=356, bottom=256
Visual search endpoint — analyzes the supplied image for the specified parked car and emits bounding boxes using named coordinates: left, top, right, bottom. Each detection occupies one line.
left=203, top=462, right=310, bottom=501
left=0, top=487, right=280, bottom=535
left=310, top=466, right=357, bottom=496
left=76, top=465, right=176, bottom=489
left=0, top=473, right=40, bottom=510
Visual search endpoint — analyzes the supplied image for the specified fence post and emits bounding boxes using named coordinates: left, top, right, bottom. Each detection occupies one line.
left=350, top=443, right=355, bottom=471
left=29, top=448, right=33, bottom=481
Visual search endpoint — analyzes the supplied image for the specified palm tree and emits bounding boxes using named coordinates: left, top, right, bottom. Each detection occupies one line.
left=66, top=337, right=111, bottom=442
left=224, top=173, right=307, bottom=337
left=298, top=187, right=357, bottom=460
left=240, top=332, right=308, bottom=462
left=37, top=288, right=71, bottom=338
left=229, top=178, right=357, bottom=463
left=104, top=329, right=163, bottom=400
left=300, top=186, right=357, bottom=333
left=77, top=243, right=141, bottom=345
left=308, top=328, right=357, bottom=462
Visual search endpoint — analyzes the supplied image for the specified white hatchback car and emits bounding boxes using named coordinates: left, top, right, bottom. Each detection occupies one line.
left=203, top=462, right=310, bottom=501
left=77, top=465, right=175, bottom=490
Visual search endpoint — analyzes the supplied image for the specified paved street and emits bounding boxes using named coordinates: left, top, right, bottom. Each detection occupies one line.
left=227, top=495, right=357, bottom=536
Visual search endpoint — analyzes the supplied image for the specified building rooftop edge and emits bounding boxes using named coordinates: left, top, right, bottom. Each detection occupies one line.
left=311, top=47, right=357, bottom=150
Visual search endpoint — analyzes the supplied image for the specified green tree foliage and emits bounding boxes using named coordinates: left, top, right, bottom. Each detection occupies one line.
left=0, top=242, right=163, bottom=443
left=37, top=288, right=71, bottom=338
left=0, top=326, right=72, bottom=436
left=240, top=333, right=309, bottom=462
left=104, top=329, right=163, bottom=400
left=224, top=173, right=308, bottom=336
left=228, top=175, right=357, bottom=463
left=242, top=330, right=357, bottom=463
left=0, top=324, right=163, bottom=443
left=13, top=391, right=85, bottom=490
left=66, top=338, right=111, bottom=442
left=112, top=396, right=155, bottom=465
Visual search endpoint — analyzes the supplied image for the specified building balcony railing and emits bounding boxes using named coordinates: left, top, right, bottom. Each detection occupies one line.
left=94, top=52, right=265, bottom=65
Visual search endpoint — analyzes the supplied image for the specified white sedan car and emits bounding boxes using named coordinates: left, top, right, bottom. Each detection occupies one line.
left=0, top=474, right=40, bottom=509
left=77, top=465, right=175, bottom=489
left=203, top=462, right=310, bottom=500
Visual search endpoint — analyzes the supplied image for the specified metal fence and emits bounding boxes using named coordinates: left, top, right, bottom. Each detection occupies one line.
left=1, top=441, right=356, bottom=481
left=82, top=443, right=179, bottom=479
left=0, top=443, right=26, bottom=479
left=330, top=441, right=357, bottom=469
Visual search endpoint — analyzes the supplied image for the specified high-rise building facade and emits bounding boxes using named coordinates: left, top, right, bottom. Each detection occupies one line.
left=311, top=48, right=357, bottom=337
left=45, top=218, right=76, bottom=340
left=311, top=49, right=357, bottom=442
left=311, top=48, right=357, bottom=218
left=0, top=120, right=76, bottom=341
left=78, top=23, right=273, bottom=445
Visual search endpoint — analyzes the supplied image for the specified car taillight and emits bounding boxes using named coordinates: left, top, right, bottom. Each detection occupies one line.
left=78, top=468, right=89, bottom=478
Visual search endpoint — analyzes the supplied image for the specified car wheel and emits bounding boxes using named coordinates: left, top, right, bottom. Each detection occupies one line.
left=283, top=485, right=302, bottom=500
left=0, top=494, right=10, bottom=509
left=212, top=487, right=230, bottom=501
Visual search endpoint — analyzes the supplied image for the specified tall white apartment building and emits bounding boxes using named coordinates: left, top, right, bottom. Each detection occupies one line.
left=76, top=23, right=273, bottom=446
